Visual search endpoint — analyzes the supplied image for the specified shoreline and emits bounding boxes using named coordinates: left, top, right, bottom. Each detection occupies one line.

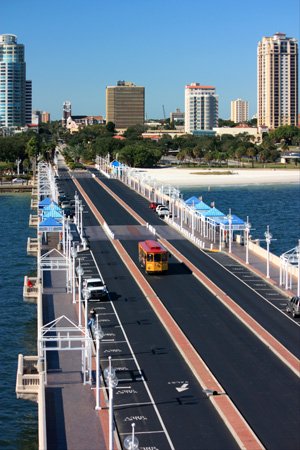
left=139, top=168, right=300, bottom=187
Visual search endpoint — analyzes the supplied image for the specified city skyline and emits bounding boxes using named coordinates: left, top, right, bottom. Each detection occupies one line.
left=2, top=0, right=299, bottom=121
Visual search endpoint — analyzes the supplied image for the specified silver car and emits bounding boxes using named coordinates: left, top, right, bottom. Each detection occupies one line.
left=286, top=296, right=300, bottom=318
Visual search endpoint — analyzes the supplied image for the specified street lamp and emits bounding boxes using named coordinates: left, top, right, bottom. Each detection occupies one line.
left=79, top=203, right=83, bottom=237
left=71, top=247, right=77, bottom=304
left=76, top=262, right=84, bottom=326
left=244, top=216, right=251, bottom=265
left=82, top=287, right=90, bottom=336
left=74, top=191, right=79, bottom=224
left=104, top=356, right=119, bottom=450
left=124, top=423, right=139, bottom=450
left=94, top=315, right=104, bottom=410
left=227, top=209, right=233, bottom=254
left=67, top=232, right=73, bottom=293
left=264, top=225, right=273, bottom=279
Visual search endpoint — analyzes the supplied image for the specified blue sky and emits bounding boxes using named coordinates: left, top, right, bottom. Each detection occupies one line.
left=2, top=0, right=299, bottom=120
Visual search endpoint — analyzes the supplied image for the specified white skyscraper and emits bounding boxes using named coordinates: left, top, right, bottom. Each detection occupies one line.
left=257, top=32, right=298, bottom=129
left=231, top=99, right=249, bottom=123
left=185, top=83, right=218, bottom=133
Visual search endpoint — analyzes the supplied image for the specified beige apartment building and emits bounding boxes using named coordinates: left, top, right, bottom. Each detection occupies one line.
left=106, top=81, right=145, bottom=129
left=231, top=99, right=248, bottom=123
left=257, top=32, right=298, bottom=129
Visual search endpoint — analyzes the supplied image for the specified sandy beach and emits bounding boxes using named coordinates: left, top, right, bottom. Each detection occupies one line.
left=139, top=168, right=300, bottom=187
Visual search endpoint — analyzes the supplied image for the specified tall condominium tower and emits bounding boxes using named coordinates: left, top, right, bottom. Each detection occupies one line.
left=231, top=98, right=249, bottom=123
left=257, top=32, right=298, bottom=129
left=0, top=34, right=28, bottom=127
left=62, top=101, right=72, bottom=126
left=106, top=81, right=145, bottom=129
left=185, top=83, right=218, bottom=133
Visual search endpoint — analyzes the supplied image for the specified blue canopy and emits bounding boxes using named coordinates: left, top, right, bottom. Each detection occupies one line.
left=185, top=196, right=200, bottom=206
left=42, top=209, right=63, bottom=219
left=38, top=197, right=52, bottom=208
left=110, top=160, right=121, bottom=167
left=202, top=207, right=225, bottom=217
left=43, top=202, right=62, bottom=212
left=39, top=217, right=62, bottom=231
left=193, top=200, right=210, bottom=211
left=214, top=214, right=245, bottom=225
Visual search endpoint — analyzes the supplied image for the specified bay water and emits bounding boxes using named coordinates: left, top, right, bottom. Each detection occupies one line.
left=180, top=183, right=300, bottom=256
left=0, top=194, right=38, bottom=450
left=0, top=184, right=299, bottom=449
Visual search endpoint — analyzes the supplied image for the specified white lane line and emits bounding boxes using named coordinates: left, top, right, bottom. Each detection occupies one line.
left=206, top=252, right=300, bottom=327
left=90, top=249, right=175, bottom=450
left=115, top=402, right=153, bottom=408
left=119, top=430, right=165, bottom=436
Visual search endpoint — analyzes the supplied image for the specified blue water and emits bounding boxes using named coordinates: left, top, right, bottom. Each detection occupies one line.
left=180, top=184, right=300, bottom=256
left=0, top=194, right=38, bottom=450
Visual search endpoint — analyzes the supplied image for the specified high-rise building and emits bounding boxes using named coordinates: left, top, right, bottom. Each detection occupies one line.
left=62, top=101, right=72, bottom=126
left=0, top=34, right=28, bottom=127
left=257, top=32, right=298, bottom=129
left=106, top=81, right=145, bottom=129
left=25, top=80, right=32, bottom=124
left=231, top=98, right=249, bottom=123
left=185, top=83, right=218, bottom=133
left=170, top=108, right=185, bottom=124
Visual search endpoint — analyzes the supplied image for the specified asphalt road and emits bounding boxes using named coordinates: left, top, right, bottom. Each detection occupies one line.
left=75, top=172, right=300, bottom=450
left=58, top=171, right=239, bottom=450
left=93, top=172, right=300, bottom=359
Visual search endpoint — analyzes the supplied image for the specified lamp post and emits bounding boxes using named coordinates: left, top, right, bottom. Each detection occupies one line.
left=124, top=423, right=139, bottom=450
left=244, top=216, right=251, bottom=265
left=264, top=225, right=273, bottom=279
left=76, top=262, right=84, bottom=326
left=227, top=209, right=233, bottom=254
left=74, top=192, right=79, bottom=224
left=71, top=247, right=77, bottom=304
left=67, top=233, right=73, bottom=293
left=94, top=315, right=104, bottom=410
left=82, top=287, right=90, bottom=336
left=79, top=204, right=83, bottom=237
left=104, top=357, right=119, bottom=450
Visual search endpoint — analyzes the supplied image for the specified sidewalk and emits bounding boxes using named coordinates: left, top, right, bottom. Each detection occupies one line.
left=41, top=238, right=108, bottom=450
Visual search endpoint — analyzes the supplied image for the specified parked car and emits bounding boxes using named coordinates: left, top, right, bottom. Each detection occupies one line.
left=64, top=207, right=75, bottom=218
left=286, top=296, right=300, bottom=317
left=83, top=277, right=108, bottom=301
left=61, top=201, right=71, bottom=209
left=155, top=204, right=166, bottom=213
left=149, top=202, right=158, bottom=210
left=12, top=178, right=25, bottom=184
left=157, top=207, right=170, bottom=217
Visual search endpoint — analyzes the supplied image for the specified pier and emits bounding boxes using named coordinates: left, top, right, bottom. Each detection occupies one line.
left=15, top=156, right=300, bottom=450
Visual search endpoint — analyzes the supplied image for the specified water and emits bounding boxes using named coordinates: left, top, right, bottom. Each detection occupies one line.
left=0, top=194, right=38, bottom=450
left=180, top=184, right=300, bottom=256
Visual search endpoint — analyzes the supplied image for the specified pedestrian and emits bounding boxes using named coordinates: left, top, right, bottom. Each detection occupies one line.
left=88, top=308, right=96, bottom=328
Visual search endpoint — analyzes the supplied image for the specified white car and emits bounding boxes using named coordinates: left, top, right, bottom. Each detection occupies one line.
left=12, top=178, right=25, bottom=184
left=156, top=204, right=166, bottom=213
left=157, top=207, right=170, bottom=217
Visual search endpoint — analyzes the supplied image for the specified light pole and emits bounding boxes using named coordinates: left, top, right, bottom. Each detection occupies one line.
left=79, top=203, right=83, bottom=237
left=94, top=315, right=104, bottom=410
left=264, top=225, right=273, bottom=279
left=124, top=423, right=139, bottom=450
left=227, top=209, right=233, bottom=254
left=67, top=233, right=73, bottom=293
left=104, top=356, right=119, bottom=450
left=244, top=216, right=251, bottom=265
left=76, top=261, right=84, bottom=326
left=74, top=192, right=79, bottom=224
left=71, top=247, right=77, bottom=304
left=82, top=287, right=90, bottom=337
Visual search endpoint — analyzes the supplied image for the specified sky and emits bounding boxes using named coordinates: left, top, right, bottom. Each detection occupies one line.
left=2, top=0, right=299, bottom=120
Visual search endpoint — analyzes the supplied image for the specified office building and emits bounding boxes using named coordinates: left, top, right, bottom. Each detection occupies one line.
left=231, top=98, right=248, bottom=123
left=41, top=111, right=50, bottom=123
left=185, top=83, right=218, bottom=133
left=0, top=34, right=29, bottom=127
left=170, top=108, right=185, bottom=125
left=257, top=32, right=298, bottom=128
left=106, top=81, right=145, bottom=129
